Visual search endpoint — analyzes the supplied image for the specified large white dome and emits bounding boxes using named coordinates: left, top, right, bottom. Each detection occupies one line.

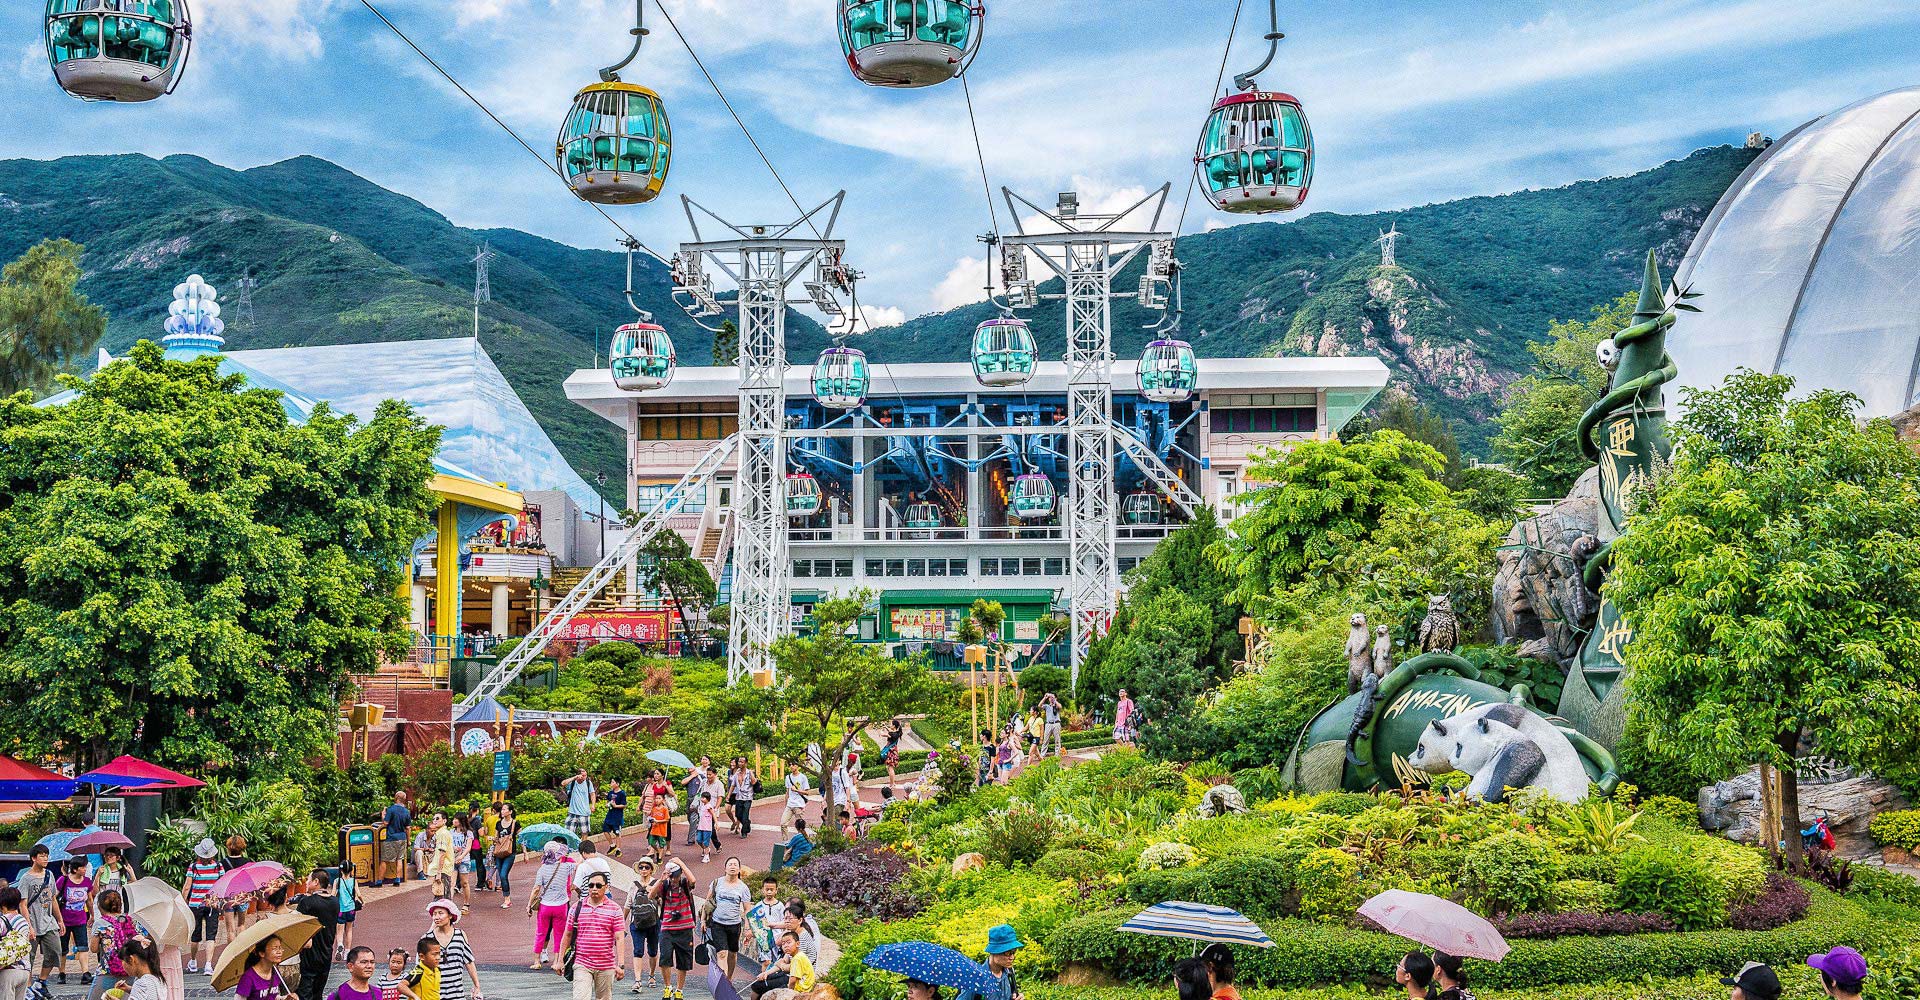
left=1668, top=86, right=1920, bottom=417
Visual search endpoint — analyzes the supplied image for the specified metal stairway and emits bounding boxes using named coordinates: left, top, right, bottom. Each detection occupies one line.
left=1106, top=415, right=1205, bottom=517
left=456, top=434, right=741, bottom=711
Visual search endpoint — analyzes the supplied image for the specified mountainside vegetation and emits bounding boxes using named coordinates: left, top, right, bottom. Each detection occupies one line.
left=0, top=145, right=1757, bottom=477
left=885, top=145, right=1759, bottom=453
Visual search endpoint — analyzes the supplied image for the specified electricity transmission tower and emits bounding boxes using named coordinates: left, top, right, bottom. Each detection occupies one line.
left=1376, top=224, right=1399, bottom=267
left=472, top=242, right=495, bottom=337
left=235, top=266, right=258, bottom=331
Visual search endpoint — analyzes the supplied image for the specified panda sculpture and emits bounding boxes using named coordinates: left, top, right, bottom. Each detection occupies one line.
left=1409, top=702, right=1590, bottom=803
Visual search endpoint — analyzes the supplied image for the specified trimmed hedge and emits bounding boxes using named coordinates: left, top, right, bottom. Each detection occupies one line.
left=1870, top=809, right=1920, bottom=852
left=1047, top=885, right=1878, bottom=989
left=1026, top=967, right=1836, bottom=1000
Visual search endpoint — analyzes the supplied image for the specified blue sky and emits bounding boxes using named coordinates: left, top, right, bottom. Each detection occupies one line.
left=8, top=0, right=1919, bottom=325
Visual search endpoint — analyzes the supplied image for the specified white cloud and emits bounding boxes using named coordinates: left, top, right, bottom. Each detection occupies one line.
left=194, top=0, right=334, bottom=60
left=855, top=304, right=907, bottom=330
left=929, top=255, right=988, bottom=312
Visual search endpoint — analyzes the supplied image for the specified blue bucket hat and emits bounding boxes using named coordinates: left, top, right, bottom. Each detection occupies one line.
left=984, top=924, right=1024, bottom=955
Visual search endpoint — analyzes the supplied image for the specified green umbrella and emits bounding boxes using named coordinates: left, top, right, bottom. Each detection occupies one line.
left=518, top=823, right=580, bottom=851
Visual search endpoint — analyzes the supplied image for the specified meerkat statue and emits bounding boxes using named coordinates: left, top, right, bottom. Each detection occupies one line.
left=1371, top=625, right=1392, bottom=680
left=1345, top=613, right=1372, bottom=694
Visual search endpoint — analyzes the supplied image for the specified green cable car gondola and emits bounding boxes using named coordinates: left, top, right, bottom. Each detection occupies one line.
left=1123, top=492, right=1163, bottom=525
left=559, top=81, right=670, bottom=206
left=1139, top=339, right=1198, bottom=403
left=838, top=0, right=982, bottom=89
left=610, top=321, right=675, bottom=391
left=1194, top=0, right=1313, bottom=214
left=787, top=473, right=822, bottom=517
left=46, top=0, right=192, bottom=103
left=557, top=0, right=670, bottom=206
left=905, top=502, right=942, bottom=529
left=1009, top=474, right=1054, bottom=520
left=971, top=316, right=1036, bottom=387
left=814, top=346, right=870, bottom=409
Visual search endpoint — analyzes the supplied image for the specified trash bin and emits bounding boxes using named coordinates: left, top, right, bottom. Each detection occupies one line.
left=340, top=825, right=379, bottom=879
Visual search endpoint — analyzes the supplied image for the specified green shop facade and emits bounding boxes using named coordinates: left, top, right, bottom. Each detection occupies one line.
left=791, top=588, right=1063, bottom=669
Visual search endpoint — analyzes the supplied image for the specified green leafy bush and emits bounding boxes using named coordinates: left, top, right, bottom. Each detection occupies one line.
left=511, top=789, right=561, bottom=815
left=1295, top=848, right=1362, bottom=922
left=982, top=803, right=1058, bottom=867
left=1614, top=846, right=1725, bottom=931
left=1229, top=765, right=1289, bottom=805
left=1870, top=810, right=1920, bottom=852
left=1640, top=795, right=1701, bottom=829
left=1691, top=836, right=1769, bottom=908
left=1137, top=842, right=1199, bottom=870
left=1034, top=848, right=1107, bottom=883
left=1551, top=879, right=1613, bottom=913
left=1849, top=865, right=1920, bottom=908
left=1462, top=832, right=1560, bottom=914
left=1047, top=887, right=1879, bottom=989
left=1310, top=792, right=1381, bottom=817
left=866, top=821, right=910, bottom=847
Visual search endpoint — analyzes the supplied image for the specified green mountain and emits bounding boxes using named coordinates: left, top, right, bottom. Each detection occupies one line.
left=877, top=145, right=1760, bottom=451
left=0, top=153, right=833, bottom=483
left=0, top=146, right=1756, bottom=473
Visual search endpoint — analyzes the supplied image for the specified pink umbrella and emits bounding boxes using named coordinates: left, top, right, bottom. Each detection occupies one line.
left=208, top=861, right=291, bottom=899
left=1358, top=890, right=1510, bottom=962
left=65, top=830, right=133, bottom=852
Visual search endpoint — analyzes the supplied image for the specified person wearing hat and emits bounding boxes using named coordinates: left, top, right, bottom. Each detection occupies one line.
left=1721, top=962, right=1782, bottom=1000
left=648, top=859, right=697, bottom=1000
left=1808, top=947, right=1868, bottom=999
left=624, top=858, right=661, bottom=992
left=957, top=925, right=1023, bottom=1000
left=423, top=901, right=479, bottom=1000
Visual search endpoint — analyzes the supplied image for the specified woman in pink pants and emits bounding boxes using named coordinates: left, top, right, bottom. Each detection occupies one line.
left=525, top=842, right=575, bottom=969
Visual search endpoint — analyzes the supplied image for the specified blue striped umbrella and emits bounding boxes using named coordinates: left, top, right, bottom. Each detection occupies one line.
left=1118, top=901, right=1274, bottom=948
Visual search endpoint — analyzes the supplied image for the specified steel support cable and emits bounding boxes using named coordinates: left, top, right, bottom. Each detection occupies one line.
left=651, top=0, right=820, bottom=238
left=354, top=0, right=674, bottom=266
left=1175, top=0, right=1246, bottom=237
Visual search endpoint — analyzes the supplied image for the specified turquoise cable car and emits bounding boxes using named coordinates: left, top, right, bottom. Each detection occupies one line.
left=46, top=0, right=192, bottom=103
left=1197, top=92, right=1312, bottom=214
left=1139, top=339, right=1198, bottom=403
left=971, top=316, right=1037, bottom=388
left=1009, top=474, right=1055, bottom=520
left=905, top=502, right=942, bottom=529
left=787, top=473, right=822, bottom=517
left=610, top=321, right=675, bottom=391
left=838, top=0, right=981, bottom=89
left=1123, top=492, right=1164, bottom=525
left=813, top=346, right=869, bottom=409
left=558, top=82, right=671, bottom=206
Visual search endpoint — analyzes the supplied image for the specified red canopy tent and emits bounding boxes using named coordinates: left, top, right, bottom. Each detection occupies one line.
left=0, top=758, right=78, bottom=802
left=76, top=756, right=205, bottom=791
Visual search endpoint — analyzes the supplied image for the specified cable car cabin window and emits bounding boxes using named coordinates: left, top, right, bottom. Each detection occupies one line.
left=919, top=0, right=971, bottom=45
left=48, top=14, right=99, bottom=61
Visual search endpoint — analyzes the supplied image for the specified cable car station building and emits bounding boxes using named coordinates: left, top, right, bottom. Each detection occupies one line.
left=567, top=354, right=1388, bottom=653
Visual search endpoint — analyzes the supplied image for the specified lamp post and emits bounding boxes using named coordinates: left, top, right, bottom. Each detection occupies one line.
left=595, top=471, right=609, bottom=561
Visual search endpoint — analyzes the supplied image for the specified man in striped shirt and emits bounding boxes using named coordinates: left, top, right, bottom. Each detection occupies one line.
left=564, top=875, right=627, bottom=1000
left=180, top=840, right=225, bottom=974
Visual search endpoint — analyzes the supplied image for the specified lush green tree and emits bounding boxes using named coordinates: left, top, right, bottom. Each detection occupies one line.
left=1196, top=595, right=1355, bottom=768
left=1490, top=292, right=1637, bottom=495
left=0, top=342, right=440, bottom=772
left=1612, top=371, right=1920, bottom=865
left=1212, top=430, right=1450, bottom=610
left=1125, top=507, right=1243, bottom=679
left=1093, top=588, right=1218, bottom=760
left=0, top=239, right=107, bottom=397
left=726, top=592, right=940, bottom=821
left=637, top=529, right=717, bottom=648
left=1350, top=394, right=1464, bottom=484
left=712, top=319, right=739, bottom=367
left=1276, top=497, right=1507, bottom=640
left=1451, top=465, right=1530, bottom=524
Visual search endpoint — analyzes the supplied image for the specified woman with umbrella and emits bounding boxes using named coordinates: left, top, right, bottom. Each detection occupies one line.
left=232, top=933, right=295, bottom=1000
left=525, top=844, right=574, bottom=971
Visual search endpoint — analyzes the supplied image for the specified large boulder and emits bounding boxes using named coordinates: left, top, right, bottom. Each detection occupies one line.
left=1699, top=764, right=1912, bottom=859
left=1491, top=468, right=1602, bottom=666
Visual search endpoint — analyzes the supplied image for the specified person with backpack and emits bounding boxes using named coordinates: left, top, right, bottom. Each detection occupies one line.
left=526, top=844, right=574, bottom=972
left=648, top=862, right=696, bottom=1000
left=624, top=858, right=660, bottom=993
left=2, top=886, right=36, bottom=1000
left=88, top=891, right=138, bottom=1000
left=12, top=847, right=61, bottom=997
